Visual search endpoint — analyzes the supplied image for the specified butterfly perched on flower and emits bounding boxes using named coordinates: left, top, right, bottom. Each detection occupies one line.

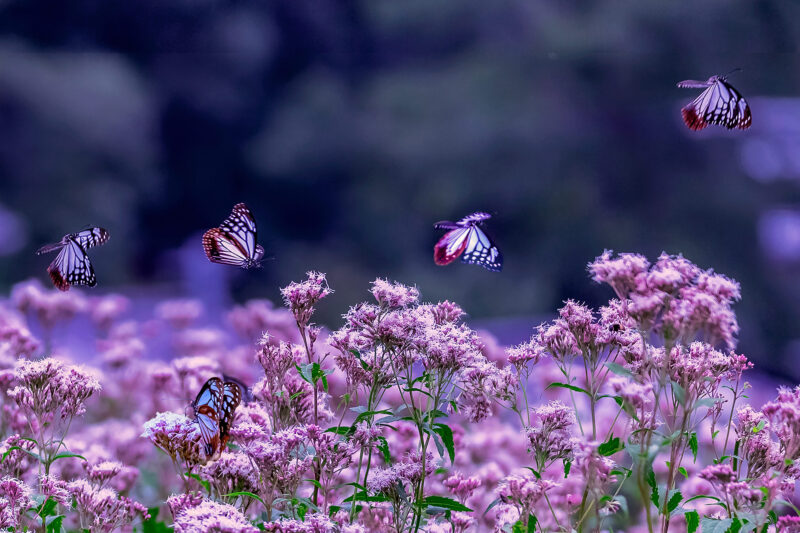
left=36, top=227, right=110, bottom=291
left=192, top=377, right=243, bottom=459
left=677, top=73, right=751, bottom=131
left=202, top=203, right=265, bottom=269
left=434, top=212, right=503, bottom=272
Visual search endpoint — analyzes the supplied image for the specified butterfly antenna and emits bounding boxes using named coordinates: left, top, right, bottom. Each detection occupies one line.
left=724, top=67, right=742, bottom=78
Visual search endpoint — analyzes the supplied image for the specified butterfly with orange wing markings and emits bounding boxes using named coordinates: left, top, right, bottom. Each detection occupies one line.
left=36, top=227, right=110, bottom=291
left=434, top=212, right=503, bottom=272
left=192, top=377, right=242, bottom=459
left=203, top=203, right=265, bottom=269
left=677, top=74, right=751, bottom=131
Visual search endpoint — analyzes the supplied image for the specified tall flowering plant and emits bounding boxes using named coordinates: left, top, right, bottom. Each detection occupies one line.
left=493, top=252, right=797, bottom=533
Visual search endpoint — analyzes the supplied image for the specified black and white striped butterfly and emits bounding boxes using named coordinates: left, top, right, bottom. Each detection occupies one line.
left=677, top=74, right=751, bottom=131
left=36, top=227, right=110, bottom=291
left=192, top=377, right=243, bottom=459
left=202, top=203, right=265, bottom=269
left=434, top=212, right=503, bottom=272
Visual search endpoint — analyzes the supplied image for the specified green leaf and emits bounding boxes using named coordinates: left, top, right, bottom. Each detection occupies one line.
left=598, top=435, right=623, bottom=456
left=432, top=423, right=456, bottom=464
left=667, top=490, right=682, bottom=514
left=646, top=469, right=659, bottom=509
left=545, top=382, right=590, bottom=396
left=376, top=436, right=391, bottom=464
left=753, top=420, right=766, bottom=433
left=223, top=491, right=264, bottom=505
left=700, top=517, right=733, bottom=533
left=563, top=460, right=572, bottom=477
left=422, top=495, right=473, bottom=512
left=512, top=521, right=525, bottom=533
left=679, top=467, right=689, bottom=479
left=689, top=432, right=698, bottom=462
left=45, top=515, right=65, bottom=533
left=685, top=510, right=699, bottom=533
left=51, top=452, right=87, bottom=463
left=605, top=362, right=634, bottom=378
left=671, top=381, right=686, bottom=406
left=37, top=498, right=58, bottom=518
left=527, top=514, right=538, bottom=533
left=342, top=491, right=389, bottom=503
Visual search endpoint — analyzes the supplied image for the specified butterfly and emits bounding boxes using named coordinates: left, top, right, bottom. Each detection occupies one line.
left=192, top=377, right=242, bottom=459
left=677, top=74, right=751, bottom=131
left=202, top=203, right=265, bottom=268
left=36, top=227, right=110, bottom=291
left=433, top=212, right=503, bottom=272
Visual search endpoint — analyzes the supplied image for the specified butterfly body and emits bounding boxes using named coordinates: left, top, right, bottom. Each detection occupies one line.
left=36, top=228, right=110, bottom=291
left=434, top=212, right=502, bottom=272
left=192, top=377, right=242, bottom=459
left=203, top=203, right=265, bottom=269
left=677, top=75, right=751, bottom=131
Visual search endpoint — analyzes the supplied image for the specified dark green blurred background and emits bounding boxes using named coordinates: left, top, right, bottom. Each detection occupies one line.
left=1, top=0, right=800, bottom=376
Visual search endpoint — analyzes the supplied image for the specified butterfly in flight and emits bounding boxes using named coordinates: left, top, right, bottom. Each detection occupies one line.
left=192, top=377, right=243, bottom=459
left=36, top=227, right=110, bottom=291
left=677, top=73, right=751, bottom=131
left=203, top=203, right=265, bottom=269
left=434, top=212, right=503, bottom=272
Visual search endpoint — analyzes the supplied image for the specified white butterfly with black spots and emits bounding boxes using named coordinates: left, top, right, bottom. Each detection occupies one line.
left=434, top=212, right=503, bottom=272
left=678, top=74, right=751, bottom=131
left=192, top=377, right=243, bottom=460
left=36, top=227, right=110, bottom=291
left=202, top=203, right=265, bottom=269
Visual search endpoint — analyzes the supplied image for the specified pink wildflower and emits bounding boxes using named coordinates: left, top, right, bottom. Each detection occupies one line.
left=370, top=278, right=419, bottom=309
left=280, top=271, right=332, bottom=326
left=141, top=412, right=204, bottom=465
left=443, top=472, right=481, bottom=503
left=169, top=494, right=258, bottom=533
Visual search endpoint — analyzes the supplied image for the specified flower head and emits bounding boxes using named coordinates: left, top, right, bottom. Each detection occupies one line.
left=281, top=271, right=332, bottom=326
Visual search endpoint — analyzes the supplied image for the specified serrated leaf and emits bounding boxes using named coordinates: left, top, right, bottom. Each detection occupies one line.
left=667, top=490, right=682, bottom=514
left=689, top=432, right=698, bottom=462
left=45, top=514, right=64, bottom=533
left=685, top=510, right=699, bottom=533
left=646, top=469, right=659, bottom=509
left=700, top=517, right=733, bottom=533
left=432, top=423, right=455, bottom=464
left=598, top=435, right=623, bottom=456
left=376, top=436, right=391, bottom=464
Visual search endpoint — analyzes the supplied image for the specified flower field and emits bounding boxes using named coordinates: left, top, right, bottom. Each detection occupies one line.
left=1, top=252, right=799, bottom=532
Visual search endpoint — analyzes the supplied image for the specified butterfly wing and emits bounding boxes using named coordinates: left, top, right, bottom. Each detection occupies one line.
left=460, top=226, right=503, bottom=272
left=434, top=227, right=470, bottom=265
left=73, top=227, right=110, bottom=249
left=203, top=228, right=249, bottom=267
left=218, top=381, right=243, bottom=450
left=203, top=203, right=262, bottom=268
left=193, top=378, right=224, bottom=457
left=682, top=79, right=751, bottom=131
left=219, top=203, right=259, bottom=259
left=47, top=239, right=96, bottom=291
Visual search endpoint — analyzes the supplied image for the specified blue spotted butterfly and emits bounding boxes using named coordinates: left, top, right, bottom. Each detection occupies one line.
left=36, top=227, right=110, bottom=291
left=192, top=377, right=243, bottom=459
left=434, top=212, right=503, bottom=272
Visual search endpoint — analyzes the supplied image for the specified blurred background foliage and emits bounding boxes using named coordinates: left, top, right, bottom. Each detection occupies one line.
left=1, top=0, right=800, bottom=376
